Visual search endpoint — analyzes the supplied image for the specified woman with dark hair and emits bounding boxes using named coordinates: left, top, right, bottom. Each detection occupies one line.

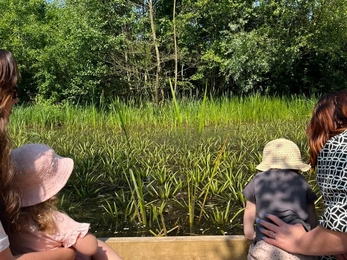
left=0, top=49, right=75, bottom=260
left=259, top=90, right=347, bottom=259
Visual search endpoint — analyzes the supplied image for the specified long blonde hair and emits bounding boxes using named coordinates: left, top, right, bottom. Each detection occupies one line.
left=13, top=196, right=58, bottom=234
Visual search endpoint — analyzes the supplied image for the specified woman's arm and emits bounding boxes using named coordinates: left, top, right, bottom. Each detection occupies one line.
left=74, top=233, right=98, bottom=256
left=15, top=247, right=76, bottom=260
left=243, top=200, right=256, bottom=240
left=259, top=213, right=347, bottom=255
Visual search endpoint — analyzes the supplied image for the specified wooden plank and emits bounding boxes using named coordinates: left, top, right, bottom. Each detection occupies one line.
left=101, top=235, right=251, bottom=260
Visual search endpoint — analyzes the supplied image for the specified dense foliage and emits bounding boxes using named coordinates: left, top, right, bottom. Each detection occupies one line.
left=1, top=0, right=347, bottom=104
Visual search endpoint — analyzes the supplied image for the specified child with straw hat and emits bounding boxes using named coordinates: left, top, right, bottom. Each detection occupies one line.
left=242, top=138, right=318, bottom=260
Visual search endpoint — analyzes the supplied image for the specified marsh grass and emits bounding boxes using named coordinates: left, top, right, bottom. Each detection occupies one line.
left=9, top=95, right=320, bottom=237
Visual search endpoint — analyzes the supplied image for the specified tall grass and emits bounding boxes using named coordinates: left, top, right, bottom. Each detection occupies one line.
left=8, top=95, right=319, bottom=237
left=12, top=95, right=314, bottom=131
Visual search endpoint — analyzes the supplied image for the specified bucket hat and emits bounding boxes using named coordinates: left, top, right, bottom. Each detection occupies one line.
left=256, top=138, right=310, bottom=172
left=11, top=143, right=74, bottom=207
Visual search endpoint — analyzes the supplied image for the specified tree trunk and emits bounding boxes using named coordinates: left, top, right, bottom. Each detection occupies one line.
left=173, top=0, right=178, bottom=93
left=148, top=0, right=161, bottom=104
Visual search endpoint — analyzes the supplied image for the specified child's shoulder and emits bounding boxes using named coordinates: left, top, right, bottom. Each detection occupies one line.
left=52, top=211, right=73, bottom=222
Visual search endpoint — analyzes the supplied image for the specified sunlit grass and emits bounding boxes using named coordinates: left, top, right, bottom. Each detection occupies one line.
left=12, top=95, right=315, bottom=130
left=8, top=95, right=319, bottom=237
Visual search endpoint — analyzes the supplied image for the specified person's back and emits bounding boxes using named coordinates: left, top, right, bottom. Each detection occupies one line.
left=247, top=169, right=316, bottom=243
left=242, top=138, right=318, bottom=260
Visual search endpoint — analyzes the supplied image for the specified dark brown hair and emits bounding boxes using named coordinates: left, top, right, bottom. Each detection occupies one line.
left=0, top=49, right=20, bottom=232
left=306, top=90, right=347, bottom=169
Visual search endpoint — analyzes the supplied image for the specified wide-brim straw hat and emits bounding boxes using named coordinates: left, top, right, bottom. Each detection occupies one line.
left=12, top=143, right=74, bottom=207
left=256, top=138, right=310, bottom=172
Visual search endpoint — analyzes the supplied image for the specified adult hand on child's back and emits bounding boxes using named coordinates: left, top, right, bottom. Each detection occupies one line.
left=258, top=213, right=306, bottom=254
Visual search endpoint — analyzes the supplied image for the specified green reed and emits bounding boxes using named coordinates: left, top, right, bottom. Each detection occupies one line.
left=8, top=95, right=320, bottom=237
left=12, top=95, right=315, bottom=130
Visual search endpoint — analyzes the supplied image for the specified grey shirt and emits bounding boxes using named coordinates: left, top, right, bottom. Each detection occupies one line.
left=242, top=169, right=317, bottom=243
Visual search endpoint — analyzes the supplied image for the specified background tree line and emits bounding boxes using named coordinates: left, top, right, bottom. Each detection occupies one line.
left=1, top=0, right=347, bottom=104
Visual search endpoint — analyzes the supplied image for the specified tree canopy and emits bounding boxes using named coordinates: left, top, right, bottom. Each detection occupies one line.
left=1, top=0, right=346, bottom=104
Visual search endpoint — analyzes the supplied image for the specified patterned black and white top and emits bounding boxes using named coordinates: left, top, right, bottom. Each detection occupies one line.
left=317, top=130, right=347, bottom=260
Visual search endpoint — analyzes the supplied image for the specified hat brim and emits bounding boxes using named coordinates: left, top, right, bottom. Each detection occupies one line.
left=256, top=162, right=311, bottom=172
left=20, top=157, right=74, bottom=207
